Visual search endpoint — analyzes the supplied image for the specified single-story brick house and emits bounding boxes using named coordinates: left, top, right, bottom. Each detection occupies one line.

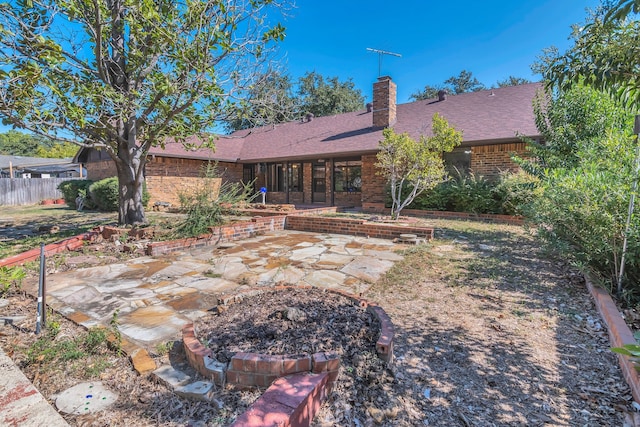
left=76, top=76, right=542, bottom=208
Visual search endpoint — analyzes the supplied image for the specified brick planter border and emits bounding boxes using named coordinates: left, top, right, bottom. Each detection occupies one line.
left=586, top=278, right=640, bottom=403
left=285, top=215, right=434, bottom=241
left=146, top=215, right=287, bottom=256
left=362, top=203, right=523, bottom=225
left=0, top=231, right=99, bottom=268
left=182, top=286, right=394, bottom=389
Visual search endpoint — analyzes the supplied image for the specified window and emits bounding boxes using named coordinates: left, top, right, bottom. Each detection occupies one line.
left=288, top=163, right=303, bottom=192
left=443, top=149, right=471, bottom=175
left=266, top=163, right=285, bottom=192
left=266, top=162, right=303, bottom=192
left=334, top=159, right=362, bottom=192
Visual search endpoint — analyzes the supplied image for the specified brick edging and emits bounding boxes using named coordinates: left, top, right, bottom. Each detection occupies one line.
left=0, top=231, right=99, bottom=268
left=361, top=203, right=523, bottom=225
left=586, top=277, right=640, bottom=403
left=229, top=372, right=329, bottom=427
left=182, top=286, right=395, bottom=389
left=285, top=215, right=434, bottom=240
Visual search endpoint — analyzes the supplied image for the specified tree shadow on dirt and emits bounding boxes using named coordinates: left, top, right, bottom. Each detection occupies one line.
left=373, top=223, right=629, bottom=425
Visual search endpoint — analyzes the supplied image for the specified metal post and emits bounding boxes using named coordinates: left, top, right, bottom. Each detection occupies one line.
left=35, top=243, right=45, bottom=334
left=618, top=115, right=640, bottom=295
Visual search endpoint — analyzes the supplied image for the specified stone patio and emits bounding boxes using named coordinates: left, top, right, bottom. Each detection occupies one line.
left=44, top=231, right=405, bottom=349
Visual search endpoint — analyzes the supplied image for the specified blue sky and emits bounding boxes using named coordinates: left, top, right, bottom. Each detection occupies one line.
left=277, top=0, right=602, bottom=103
left=2, top=1, right=601, bottom=134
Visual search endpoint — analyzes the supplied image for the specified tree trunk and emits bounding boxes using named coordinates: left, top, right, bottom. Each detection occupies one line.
left=114, top=135, right=147, bottom=225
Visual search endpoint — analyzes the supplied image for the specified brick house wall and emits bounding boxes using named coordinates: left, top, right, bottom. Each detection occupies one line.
left=86, top=160, right=117, bottom=180
left=303, top=162, right=312, bottom=204
left=85, top=156, right=240, bottom=207
left=471, top=142, right=527, bottom=179
left=361, top=154, right=386, bottom=205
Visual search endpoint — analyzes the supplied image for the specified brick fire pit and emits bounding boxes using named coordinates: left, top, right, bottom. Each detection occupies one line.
left=181, top=287, right=394, bottom=388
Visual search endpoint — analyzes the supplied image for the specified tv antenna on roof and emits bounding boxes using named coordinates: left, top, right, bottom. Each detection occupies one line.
left=366, top=48, right=402, bottom=76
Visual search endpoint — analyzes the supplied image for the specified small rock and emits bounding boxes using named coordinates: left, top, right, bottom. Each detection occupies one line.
left=130, top=348, right=156, bottom=374
left=175, top=381, right=215, bottom=402
left=367, top=407, right=385, bottom=424
left=285, top=306, right=307, bottom=322
left=139, top=391, right=159, bottom=404
left=384, top=407, right=399, bottom=419
left=152, top=365, right=192, bottom=388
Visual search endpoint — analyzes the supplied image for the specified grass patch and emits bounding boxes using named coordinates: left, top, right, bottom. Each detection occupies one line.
left=24, top=315, right=118, bottom=377
left=372, top=218, right=537, bottom=295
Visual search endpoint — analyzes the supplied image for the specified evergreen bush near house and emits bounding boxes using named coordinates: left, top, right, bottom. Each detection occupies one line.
left=494, top=170, right=539, bottom=216
left=389, top=170, right=536, bottom=216
left=443, top=170, right=502, bottom=214
left=60, top=178, right=153, bottom=212
left=58, top=180, right=95, bottom=210
left=89, top=177, right=120, bottom=211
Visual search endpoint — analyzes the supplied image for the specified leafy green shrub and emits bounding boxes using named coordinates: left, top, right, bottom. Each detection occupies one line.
left=388, top=169, right=538, bottom=216
left=0, top=266, right=26, bottom=296
left=89, top=177, right=119, bottom=211
left=528, top=152, right=640, bottom=296
left=494, top=170, right=539, bottom=216
left=444, top=170, right=501, bottom=214
left=58, top=179, right=95, bottom=209
left=87, top=177, right=150, bottom=211
left=174, top=163, right=253, bottom=237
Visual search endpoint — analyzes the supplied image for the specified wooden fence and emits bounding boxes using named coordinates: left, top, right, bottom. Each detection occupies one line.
left=0, top=178, right=83, bottom=206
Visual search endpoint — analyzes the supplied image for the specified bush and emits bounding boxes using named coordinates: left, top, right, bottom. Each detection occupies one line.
left=89, top=177, right=119, bottom=211
left=58, top=180, right=95, bottom=209
left=528, top=155, right=640, bottom=298
left=494, top=170, right=539, bottom=216
left=87, top=177, right=150, bottom=212
left=443, top=171, right=502, bottom=214
left=387, top=169, right=538, bottom=216
left=173, top=163, right=253, bottom=237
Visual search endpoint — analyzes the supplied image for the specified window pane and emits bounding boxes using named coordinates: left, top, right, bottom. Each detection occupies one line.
left=289, top=163, right=302, bottom=191
left=443, top=150, right=471, bottom=175
left=267, top=163, right=285, bottom=192
left=348, top=166, right=362, bottom=192
left=334, top=166, right=346, bottom=191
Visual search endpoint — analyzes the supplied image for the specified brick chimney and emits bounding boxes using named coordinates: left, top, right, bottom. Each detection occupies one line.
left=372, top=76, right=397, bottom=128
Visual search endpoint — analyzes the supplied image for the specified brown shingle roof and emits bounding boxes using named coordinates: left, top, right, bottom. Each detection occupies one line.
left=152, top=82, right=542, bottom=163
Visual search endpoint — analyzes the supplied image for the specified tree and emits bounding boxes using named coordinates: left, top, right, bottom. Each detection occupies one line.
left=445, top=70, right=486, bottom=94
left=224, top=71, right=365, bottom=132
left=605, top=0, right=640, bottom=21
left=376, top=114, right=462, bottom=219
left=517, top=85, right=631, bottom=175
left=297, top=71, right=365, bottom=117
left=224, top=71, right=299, bottom=132
left=521, top=85, right=637, bottom=292
left=409, top=85, right=446, bottom=101
left=0, top=130, right=43, bottom=156
left=0, top=0, right=286, bottom=225
left=36, top=141, right=79, bottom=158
left=409, top=70, right=485, bottom=101
left=497, top=76, right=533, bottom=87
left=540, top=3, right=640, bottom=109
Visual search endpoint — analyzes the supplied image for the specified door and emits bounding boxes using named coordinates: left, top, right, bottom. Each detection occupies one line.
left=312, top=162, right=326, bottom=203
left=243, top=164, right=255, bottom=193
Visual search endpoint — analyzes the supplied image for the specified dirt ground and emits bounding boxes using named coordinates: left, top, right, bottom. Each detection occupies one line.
left=0, top=207, right=636, bottom=426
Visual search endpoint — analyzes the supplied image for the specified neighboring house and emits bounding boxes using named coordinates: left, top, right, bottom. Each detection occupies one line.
left=0, top=155, right=85, bottom=178
left=76, top=77, right=542, bottom=208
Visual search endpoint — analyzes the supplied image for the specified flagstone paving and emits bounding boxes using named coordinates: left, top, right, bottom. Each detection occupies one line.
left=44, top=231, right=406, bottom=349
